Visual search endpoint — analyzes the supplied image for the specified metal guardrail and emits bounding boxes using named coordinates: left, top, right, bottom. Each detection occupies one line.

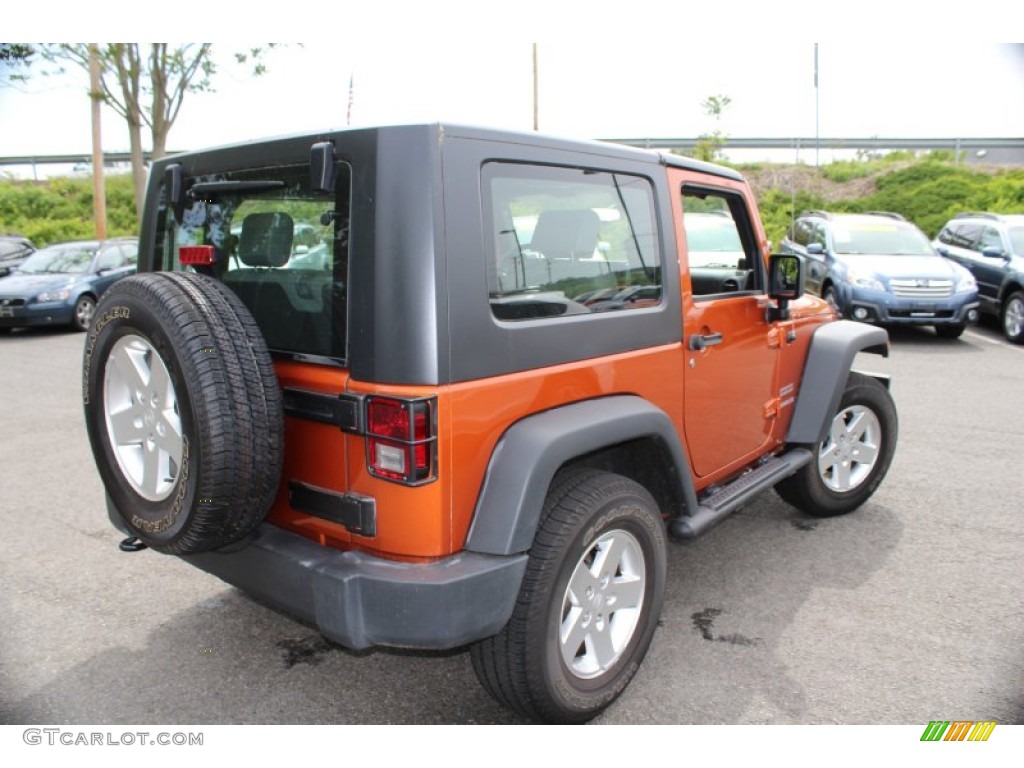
left=601, top=137, right=1024, bottom=151
left=2, top=138, right=1022, bottom=168
left=0, top=151, right=184, bottom=167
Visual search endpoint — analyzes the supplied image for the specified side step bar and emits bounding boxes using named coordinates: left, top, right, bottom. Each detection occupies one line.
left=668, top=448, right=814, bottom=540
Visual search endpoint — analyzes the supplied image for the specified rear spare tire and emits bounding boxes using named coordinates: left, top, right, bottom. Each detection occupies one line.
left=82, top=272, right=283, bottom=554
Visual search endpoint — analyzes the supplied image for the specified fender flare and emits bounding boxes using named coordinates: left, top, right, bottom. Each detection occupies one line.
left=465, top=396, right=697, bottom=556
left=786, top=320, right=889, bottom=445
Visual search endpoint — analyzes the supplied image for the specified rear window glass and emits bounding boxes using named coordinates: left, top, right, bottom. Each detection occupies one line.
left=484, top=163, right=661, bottom=321
left=158, top=163, right=351, bottom=363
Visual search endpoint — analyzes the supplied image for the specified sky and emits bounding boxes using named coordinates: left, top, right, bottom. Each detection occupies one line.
left=2, top=13, right=1023, bottom=176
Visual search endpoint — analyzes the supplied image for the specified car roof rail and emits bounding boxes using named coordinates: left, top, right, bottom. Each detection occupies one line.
left=800, top=210, right=832, bottom=220
left=862, top=211, right=906, bottom=221
left=953, top=211, right=1001, bottom=221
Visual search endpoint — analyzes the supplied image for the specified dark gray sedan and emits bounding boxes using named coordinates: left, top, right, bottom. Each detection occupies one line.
left=0, top=238, right=137, bottom=333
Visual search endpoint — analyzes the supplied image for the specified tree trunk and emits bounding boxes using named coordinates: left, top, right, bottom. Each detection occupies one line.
left=88, top=44, right=107, bottom=239
left=127, top=112, right=146, bottom=218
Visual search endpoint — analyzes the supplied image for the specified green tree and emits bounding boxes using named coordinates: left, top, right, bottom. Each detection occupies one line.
left=38, top=44, right=272, bottom=216
left=692, top=94, right=732, bottom=162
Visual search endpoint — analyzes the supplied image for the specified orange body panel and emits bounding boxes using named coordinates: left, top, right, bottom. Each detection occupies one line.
left=265, top=167, right=831, bottom=563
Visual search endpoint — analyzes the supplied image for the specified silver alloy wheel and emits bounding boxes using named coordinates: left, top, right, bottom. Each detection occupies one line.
left=76, top=297, right=95, bottom=328
left=103, top=334, right=183, bottom=501
left=1004, top=296, right=1024, bottom=339
left=560, top=528, right=645, bottom=679
left=818, top=404, right=881, bottom=493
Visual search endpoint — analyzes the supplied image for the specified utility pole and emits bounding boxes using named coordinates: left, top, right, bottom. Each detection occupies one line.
left=814, top=43, right=820, bottom=168
left=88, top=44, right=107, bottom=239
left=532, top=43, right=539, bottom=131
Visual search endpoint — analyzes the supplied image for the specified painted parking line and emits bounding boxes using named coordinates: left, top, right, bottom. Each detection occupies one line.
left=965, top=329, right=1024, bottom=351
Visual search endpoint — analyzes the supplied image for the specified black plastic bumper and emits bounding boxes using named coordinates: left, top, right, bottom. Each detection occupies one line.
left=108, top=497, right=527, bottom=650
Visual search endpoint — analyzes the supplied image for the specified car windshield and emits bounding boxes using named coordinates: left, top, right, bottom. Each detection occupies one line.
left=17, top=244, right=97, bottom=274
left=831, top=222, right=933, bottom=256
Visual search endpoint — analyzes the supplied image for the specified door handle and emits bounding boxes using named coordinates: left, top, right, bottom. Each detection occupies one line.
left=688, top=332, right=724, bottom=351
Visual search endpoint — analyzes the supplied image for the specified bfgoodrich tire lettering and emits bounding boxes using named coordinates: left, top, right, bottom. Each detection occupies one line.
left=775, top=372, right=897, bottom=517
left=471, top=469, right=666, bottom=723
left=82, top=272, right=283, bottom=554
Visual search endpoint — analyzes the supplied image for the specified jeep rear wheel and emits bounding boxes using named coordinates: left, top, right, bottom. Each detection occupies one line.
left=82, top=272, right=283, bottom=554
left=471, top=469, right=666, bottom=723
left=775, top=372, right=897, bottom=517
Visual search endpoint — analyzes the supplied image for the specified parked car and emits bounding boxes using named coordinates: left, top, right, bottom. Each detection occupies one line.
left=781, top=211, right=979, bottom=338
left=932, top=212, right=1024, bottom=343
left=0, top=234, right=36, bottom=277
left=0, top=237, right=138, bottom=333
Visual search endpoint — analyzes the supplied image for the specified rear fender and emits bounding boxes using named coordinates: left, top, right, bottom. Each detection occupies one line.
left=465, top=396, right=696, bottom=556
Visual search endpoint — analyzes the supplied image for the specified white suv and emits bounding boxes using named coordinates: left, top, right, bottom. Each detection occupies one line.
left=933, top=212, right=1024, bottom=343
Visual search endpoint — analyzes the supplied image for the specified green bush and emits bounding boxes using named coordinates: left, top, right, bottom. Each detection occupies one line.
left=754, top=160, right=1024, bottom=242
left=0, top=174, right=138, bottom=246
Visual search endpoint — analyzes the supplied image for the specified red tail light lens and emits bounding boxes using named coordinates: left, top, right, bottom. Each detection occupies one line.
left=179, top=245, right=216, bottom=266
left=365, top=396, right=435, bottom=484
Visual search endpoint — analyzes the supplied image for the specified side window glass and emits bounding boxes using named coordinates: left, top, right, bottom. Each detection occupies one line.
left=121, top=242, right=138, bottom=266
left=485, top=164, right=661, bottom=321
left=682, top=187, right=761, bottom=298
left=794, top=221, right=810, bottom=247
left=979, top=226, right=1003, bottom=251
left=95, top=247, right=125, bottom=271
left=955, top=224, right=982, bottom=249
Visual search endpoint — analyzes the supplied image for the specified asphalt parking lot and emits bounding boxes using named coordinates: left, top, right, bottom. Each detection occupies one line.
left=0, top=320, right=1021, bottom=725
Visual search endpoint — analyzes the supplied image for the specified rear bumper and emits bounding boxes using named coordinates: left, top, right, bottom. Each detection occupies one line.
left=108, top=497, right=527, bottom=650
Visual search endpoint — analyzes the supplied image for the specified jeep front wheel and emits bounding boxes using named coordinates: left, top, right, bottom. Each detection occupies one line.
left=775, top=372, right=897, bottom=517
left=471, top=469, right=666, bottom=723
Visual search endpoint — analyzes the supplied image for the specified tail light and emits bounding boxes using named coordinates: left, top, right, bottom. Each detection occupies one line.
left=179, top=245, right=216, bottom=266
left=365, top=396, right=436, bottom=485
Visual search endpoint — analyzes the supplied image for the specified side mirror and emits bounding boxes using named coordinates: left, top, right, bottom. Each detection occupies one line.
left=981, top=245, right=1008, bottom=260
left=768, top=253, right=805, bottom=321
left=806, top=242, right=825, bottom=256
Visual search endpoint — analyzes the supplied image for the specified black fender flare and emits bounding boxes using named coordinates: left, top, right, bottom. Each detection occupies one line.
left=786, top=320, right=890, bottom=445
left=465, top=395, right=697, bottom=556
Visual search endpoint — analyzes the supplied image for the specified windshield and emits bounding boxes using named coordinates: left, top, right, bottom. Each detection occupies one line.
left=17, top=244, right=97, bottom=274
left=831, top=222, right=933, bottom=256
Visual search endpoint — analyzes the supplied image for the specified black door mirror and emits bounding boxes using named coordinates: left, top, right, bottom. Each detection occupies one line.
left=768, top=253, right=805, bottom=320
left=981, top=245, right=1008, bottom=260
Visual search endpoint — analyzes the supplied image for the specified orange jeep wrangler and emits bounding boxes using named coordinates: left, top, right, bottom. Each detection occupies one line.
left=82, top=124, right=897, bottom=723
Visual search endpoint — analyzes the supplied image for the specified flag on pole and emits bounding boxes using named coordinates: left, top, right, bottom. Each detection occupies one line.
left=347, top=75, right=354, bottom=126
